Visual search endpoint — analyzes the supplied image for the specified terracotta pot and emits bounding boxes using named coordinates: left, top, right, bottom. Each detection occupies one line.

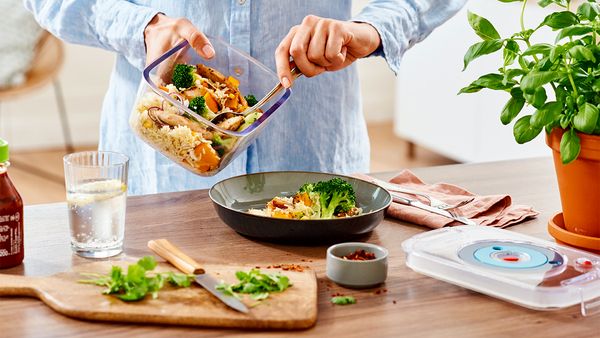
left=546, top=128, right=600, bottom=238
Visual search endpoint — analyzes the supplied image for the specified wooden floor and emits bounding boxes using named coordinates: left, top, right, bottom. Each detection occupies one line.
left=7, top=121, right=456, bottom=205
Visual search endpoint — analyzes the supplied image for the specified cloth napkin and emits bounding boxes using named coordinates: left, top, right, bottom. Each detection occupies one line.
left=357, top=170, right=538, bottom=229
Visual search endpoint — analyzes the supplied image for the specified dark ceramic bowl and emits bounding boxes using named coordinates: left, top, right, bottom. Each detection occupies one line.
left=209, top=172, right=392, bottom=243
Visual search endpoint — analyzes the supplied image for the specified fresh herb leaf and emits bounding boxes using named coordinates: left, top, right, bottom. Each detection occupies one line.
left=244, top=94, right=258, bottom=107
left=542, top=11, right=579, bottom=29
left=78, top=256, right=193, bottom=302
left=467, top=11, right=501, bottom=41
left=560, top=129, right=581, bottom=164
left=513, top=115, right=543, bottom=144
left=331, top=296, right=356, bottom=305
left=216, top=268, right=292, bottom=302
left=463, top=39, right=503, bottom=70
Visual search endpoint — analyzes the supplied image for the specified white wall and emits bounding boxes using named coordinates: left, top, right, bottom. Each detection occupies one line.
left=395, top=1, right=556, bottom=162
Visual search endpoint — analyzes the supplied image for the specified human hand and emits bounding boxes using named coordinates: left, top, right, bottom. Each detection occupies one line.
left=144, top=13, right=215, bottom=65
left=275, top=15, right=381, bottom=88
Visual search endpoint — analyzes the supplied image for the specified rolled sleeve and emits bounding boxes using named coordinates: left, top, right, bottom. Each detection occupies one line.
left=352, top=0, right=466, bottom=74
left=24, top=0, right=159, bottom=70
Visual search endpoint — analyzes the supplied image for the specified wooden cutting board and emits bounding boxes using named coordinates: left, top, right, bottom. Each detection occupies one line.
left=0, top=261, right=317, bottom=330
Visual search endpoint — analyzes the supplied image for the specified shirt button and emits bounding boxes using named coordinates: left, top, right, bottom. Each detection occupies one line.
left=238, top=0, right=246, bottom=4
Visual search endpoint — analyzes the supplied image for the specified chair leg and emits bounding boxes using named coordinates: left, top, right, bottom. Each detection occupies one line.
left=407, top=141, right=416, bottom=160
left=52, top=80, right=75, bottom=153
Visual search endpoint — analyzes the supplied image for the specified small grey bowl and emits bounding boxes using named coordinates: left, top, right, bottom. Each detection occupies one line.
left=326, top=242, right=388, bottom=288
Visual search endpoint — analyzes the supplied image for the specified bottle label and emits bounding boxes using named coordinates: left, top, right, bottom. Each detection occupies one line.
left=0, top=212, right=22, bottom=257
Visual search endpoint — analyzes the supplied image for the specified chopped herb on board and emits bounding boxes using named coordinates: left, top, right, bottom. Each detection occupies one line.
left=78, top=256, right=193, bottom=301
left=216, top=268, right=292, bottom=301
left=331, top=296, right=356, bottom=305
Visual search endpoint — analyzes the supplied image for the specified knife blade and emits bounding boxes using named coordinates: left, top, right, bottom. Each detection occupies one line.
left=147, top=239, right=249, bottom=313
left=391, top=193, right=478, bottom=226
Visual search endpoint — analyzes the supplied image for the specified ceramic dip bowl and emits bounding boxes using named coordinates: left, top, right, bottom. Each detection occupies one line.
left=326, top=242, right=388, bottom=288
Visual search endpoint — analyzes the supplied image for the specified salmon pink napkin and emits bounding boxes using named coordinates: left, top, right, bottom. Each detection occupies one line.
left=357, top=170, right=538, bottom=229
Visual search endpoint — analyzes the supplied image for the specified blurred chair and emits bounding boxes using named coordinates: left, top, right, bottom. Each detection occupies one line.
left=0, top=31, right=74, bottom=153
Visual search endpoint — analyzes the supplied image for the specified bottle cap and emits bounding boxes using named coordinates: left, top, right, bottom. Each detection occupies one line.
left=0, top=139, right=8, bottom=163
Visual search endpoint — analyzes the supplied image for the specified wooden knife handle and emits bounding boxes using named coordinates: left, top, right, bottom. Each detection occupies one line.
left=147, top=239, right=205, bottom=275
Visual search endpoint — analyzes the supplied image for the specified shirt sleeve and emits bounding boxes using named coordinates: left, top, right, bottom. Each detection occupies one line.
left=23, top=0, right=160, bottom=70
left=352, top=0, right=467, bottom=74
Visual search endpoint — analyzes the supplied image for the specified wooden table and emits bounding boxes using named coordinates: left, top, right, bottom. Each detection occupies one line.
left=2, top=157, right=598, bottom=337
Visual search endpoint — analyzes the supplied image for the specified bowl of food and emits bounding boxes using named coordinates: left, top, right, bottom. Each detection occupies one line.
left=326, top=242, right=388, bottom=288
left=208, top=172, right=392, bottom=242
left=130, top=38, right=291, bottom=176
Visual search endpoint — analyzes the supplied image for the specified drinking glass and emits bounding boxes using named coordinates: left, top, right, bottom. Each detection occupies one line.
left=63, top=151, right=129, bottom=258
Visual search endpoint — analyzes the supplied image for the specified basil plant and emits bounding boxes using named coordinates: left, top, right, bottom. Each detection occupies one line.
left=459, top=0, right=600, bottom=164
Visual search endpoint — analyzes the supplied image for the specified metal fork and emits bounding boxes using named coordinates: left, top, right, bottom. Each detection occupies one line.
left=242, top=66, right=303, bottom=117
left=391, top=193, right=478, bottom=226
left=209, top=66, right=303, bottom=123
left=373, top=178, right=475, bottom=210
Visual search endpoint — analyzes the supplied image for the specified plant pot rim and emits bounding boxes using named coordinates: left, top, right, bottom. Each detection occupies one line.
left=546, top=128, right=600, bottom=161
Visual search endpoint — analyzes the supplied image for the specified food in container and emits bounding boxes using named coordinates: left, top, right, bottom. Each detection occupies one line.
left=248, top=178, right=363, bottom=220
left=130, top=39, right=291, bottom=176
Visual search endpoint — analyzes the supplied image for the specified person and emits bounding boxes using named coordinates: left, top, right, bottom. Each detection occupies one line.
left=24, top=0, right=466, bottom=195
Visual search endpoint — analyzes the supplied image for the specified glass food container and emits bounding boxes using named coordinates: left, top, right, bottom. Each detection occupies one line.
left=130, top=38, right=291, bottom=176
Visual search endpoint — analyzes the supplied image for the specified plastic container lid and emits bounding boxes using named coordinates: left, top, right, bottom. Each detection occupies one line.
left=402, top=226, right=600, bottom=316
left=0, top=139, right=8, bottom=163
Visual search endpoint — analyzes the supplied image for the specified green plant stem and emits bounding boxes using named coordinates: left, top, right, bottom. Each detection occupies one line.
left=564, top=58, right=579, bottom=97
left=519, top=0, right=540, bottom=63
left=520, top=0, right=527, bottom=32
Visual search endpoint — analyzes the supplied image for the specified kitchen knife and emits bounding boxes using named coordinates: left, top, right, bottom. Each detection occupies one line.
left=147, top=239, right=249, bottom=313
left=391, top=193, right=478, bottom=226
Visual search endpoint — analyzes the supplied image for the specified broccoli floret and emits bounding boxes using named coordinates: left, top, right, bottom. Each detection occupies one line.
left=245, top=94, right=258, bottom=107
left=211, top=134, right=236, bottom=156
left=237, top=112, right=262, bottom=131
left=310, top=178, right=357, bottom=219
left=298, top=183, right=315, bottom=194
left=172, top=64, right=196, bottom=89
left=189, top=96, right=217, bottom=121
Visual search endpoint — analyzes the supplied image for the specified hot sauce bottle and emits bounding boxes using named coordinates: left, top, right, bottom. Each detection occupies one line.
left=0, top=139, right=23, bottom=268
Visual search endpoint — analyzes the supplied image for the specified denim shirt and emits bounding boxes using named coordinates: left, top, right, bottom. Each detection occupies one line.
left=24, top=0, right=465, bottom=195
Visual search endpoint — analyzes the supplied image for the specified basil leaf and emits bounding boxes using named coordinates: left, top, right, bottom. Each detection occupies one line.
left=560, top=130, right=581, bottom=164
left=501, top=95, right=526, bottom=125
left=458, top=73, right=514, bottom=94
left=520, top=71, right=560, bottom=93
left=569, top=45, right=596, bottom=62
left=577, top=2, right=600, bottom=20
left=530, top=87, right=548, bottom=109
left=549, top=45, right=566, bottom=62
left=504, top=39, right=520, bottom=66
left=531, top=101, right=563, bottom=128
left=522, top=43, right=553, bottom=57
left=538, top=0, right=569, bottom=8
left=555, top=26, right=593, bottom=42
left=542, top=11, right=579, bottom=29
left=468, top=11, right=501, bottom=40
left=513, top=115, right=543, bottom=144
left=463, top=39, right=503, bottom=70
left=574, top=102, right=599, bottom=133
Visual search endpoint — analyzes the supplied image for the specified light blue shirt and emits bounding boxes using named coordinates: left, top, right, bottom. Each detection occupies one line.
left=25, top=0, right=465, bottom=195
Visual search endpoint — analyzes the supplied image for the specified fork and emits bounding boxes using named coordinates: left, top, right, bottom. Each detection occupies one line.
left=391, top=193, right=478, bottom=226
left=372, top=178, right=475, bottom=210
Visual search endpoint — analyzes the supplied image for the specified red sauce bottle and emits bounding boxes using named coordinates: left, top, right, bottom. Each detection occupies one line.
left=0, top=139, right=24, bottom=268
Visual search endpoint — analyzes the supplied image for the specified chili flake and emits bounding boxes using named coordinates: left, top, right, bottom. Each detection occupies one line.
left=341, top=249, right=376, bottom=261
